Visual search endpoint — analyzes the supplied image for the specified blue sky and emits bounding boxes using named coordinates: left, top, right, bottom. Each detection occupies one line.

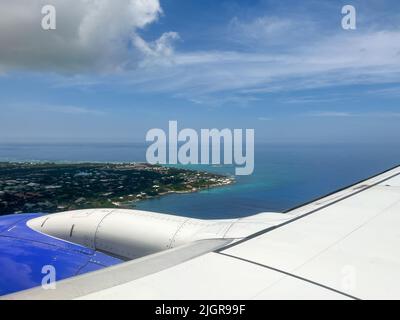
left=0, top=0, right=400, bottom=143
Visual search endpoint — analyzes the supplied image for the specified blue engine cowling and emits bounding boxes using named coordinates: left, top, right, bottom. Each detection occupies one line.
left=0, top=213, right=122, bottom=296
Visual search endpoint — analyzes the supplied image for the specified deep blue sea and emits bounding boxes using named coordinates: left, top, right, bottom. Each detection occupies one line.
left=1, top=143, right=400, bottom=219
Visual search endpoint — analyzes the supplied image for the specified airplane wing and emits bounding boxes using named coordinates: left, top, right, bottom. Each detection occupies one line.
left=3, top=165, right=400, bottom=300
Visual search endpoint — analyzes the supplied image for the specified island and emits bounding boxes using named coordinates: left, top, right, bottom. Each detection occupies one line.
left=0, top=162, right=235, bottom=215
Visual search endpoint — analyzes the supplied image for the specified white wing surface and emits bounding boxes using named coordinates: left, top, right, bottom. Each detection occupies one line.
left=5, top=165, right=400, bottom=300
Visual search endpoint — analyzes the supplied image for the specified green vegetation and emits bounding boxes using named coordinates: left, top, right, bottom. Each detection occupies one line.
left=0, top=162, right=234, bottom=215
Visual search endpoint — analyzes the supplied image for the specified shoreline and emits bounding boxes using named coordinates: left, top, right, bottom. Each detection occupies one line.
left=0, top=161, right=236, bottom=215
left=117, top=181, right=235, bottom=210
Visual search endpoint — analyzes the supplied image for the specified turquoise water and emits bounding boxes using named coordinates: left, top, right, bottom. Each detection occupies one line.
left=1, top=143, right=400, bottom=218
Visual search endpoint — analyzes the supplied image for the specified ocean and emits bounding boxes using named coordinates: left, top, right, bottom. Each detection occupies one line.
left=1, top=143, right=400, bottom=219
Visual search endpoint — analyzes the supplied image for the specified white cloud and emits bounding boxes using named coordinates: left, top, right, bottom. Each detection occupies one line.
left=367, top=86, right=400, bottom=97
left=230, top=16, right=293, bottom=38
left=5, top=104, right=106, bottom=116
left=0, top=0, right=177, bottom=73
left=133, top=31, right=180, bottom=67
left=281, top=96, right=345, bottom=104
left=41, top=105, right=106, bottom=116
left=308, top=112, right=354, bottom=118
left=123, top=30, right=400, bottom=100
left=308, top=111, right=400, bottom=118
left=2, top=3, right=400, bottom=104
left=258, top=117, right=271, bottom=121
left=227, top=15, right=313, bottom=48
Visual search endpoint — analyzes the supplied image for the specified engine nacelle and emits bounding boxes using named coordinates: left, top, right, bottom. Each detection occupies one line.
left=28, top=209, right=288, bottom=260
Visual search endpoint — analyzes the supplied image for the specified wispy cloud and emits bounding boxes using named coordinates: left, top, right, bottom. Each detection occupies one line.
left=5, top=104, right=106, bottom=116
left=226, top=13, right=318, bottom=50
left=307, top=111, right=400, bottom=118
left=2, top=2, right=400, bottom=107
left=367, top=86, right=400, bottom=97
left=120, top=30, right=400, bottom=103
left=308, top=111, right=354, bottom=118
left=280, top=95, right=347, bottom=104
left=41, top=105, right=106, bottom=116
left=180, top=93, right=261, bottom=107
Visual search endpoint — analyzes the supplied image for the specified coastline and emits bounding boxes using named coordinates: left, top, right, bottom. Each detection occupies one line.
left=111, top=164, right=236, bottom=209
left=122, top=177, right=235, bottom=207
left=0, top=161, right=235, bottom=215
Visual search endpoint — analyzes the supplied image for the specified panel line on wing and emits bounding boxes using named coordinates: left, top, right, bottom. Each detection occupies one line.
left=217, top=252, right=360, bottom=300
